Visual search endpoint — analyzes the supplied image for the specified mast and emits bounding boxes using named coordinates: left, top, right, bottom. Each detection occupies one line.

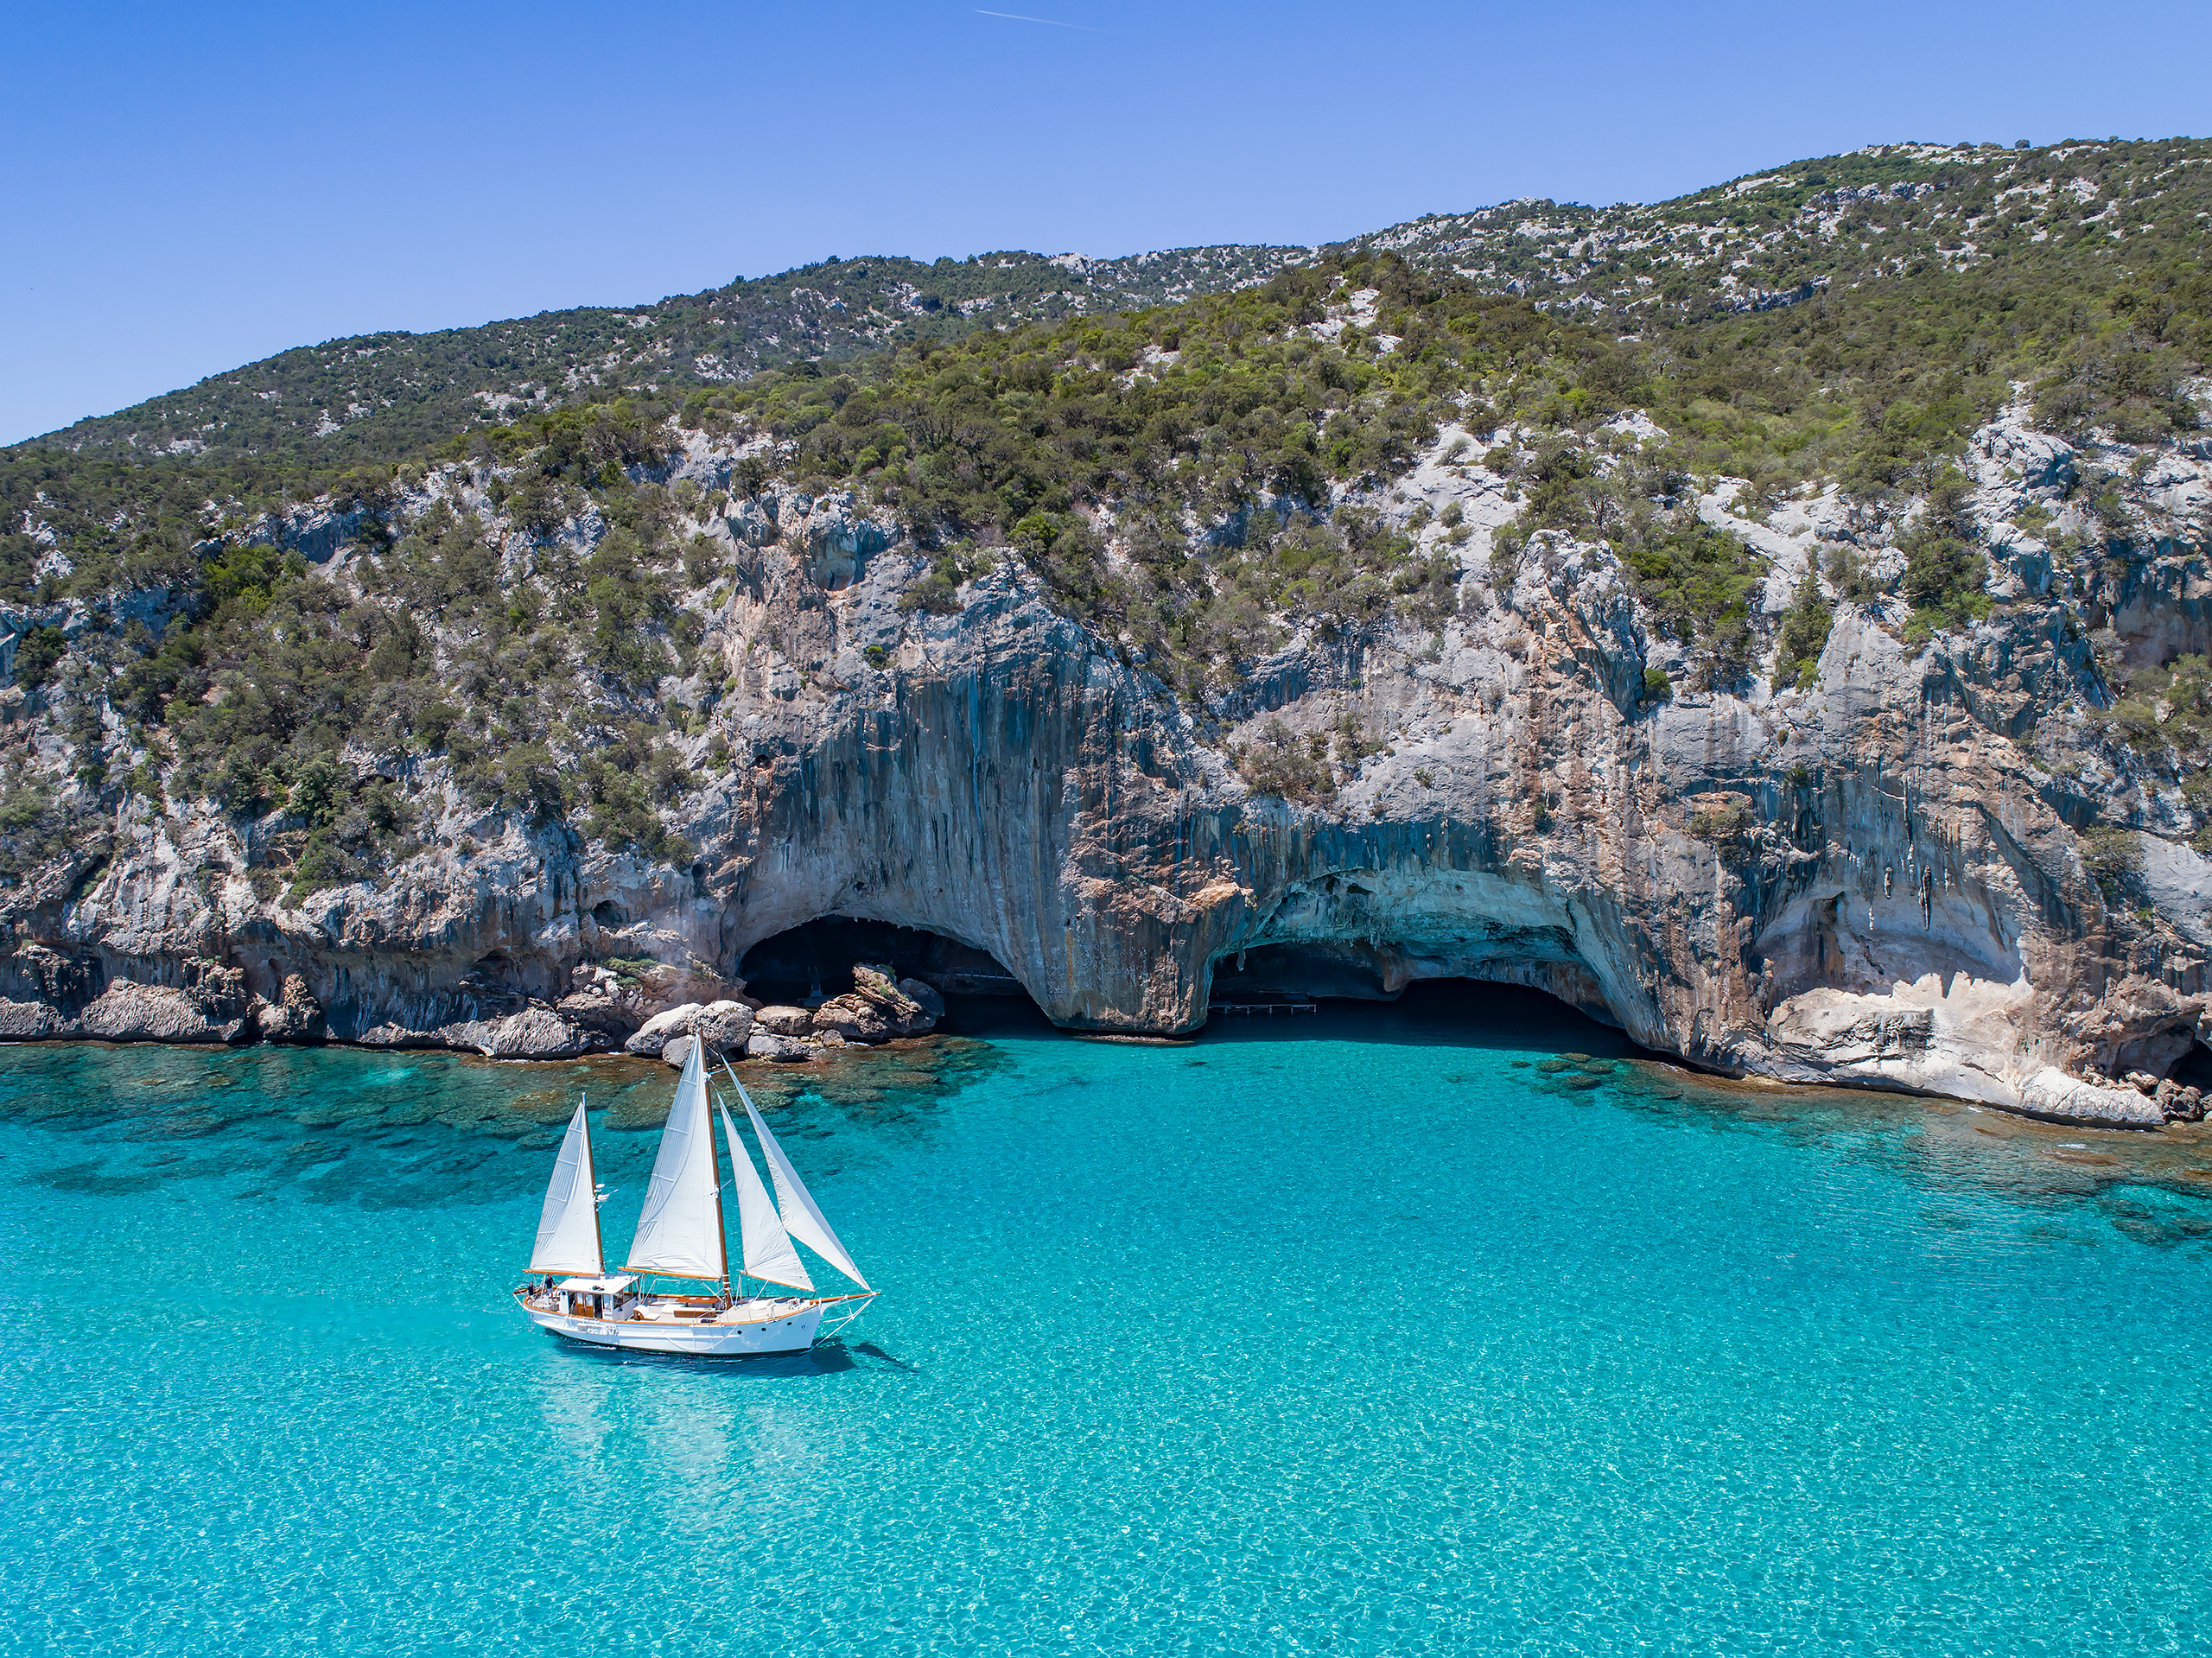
left=624, top=1039, right=727, bottom=1282
left=710, top=1059, right=730, bottom=1302
left=585, top=1094, right=604, bottom=1273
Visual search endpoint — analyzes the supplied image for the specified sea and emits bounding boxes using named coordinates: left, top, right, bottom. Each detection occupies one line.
left=4, top=986, right=2210, bottom=1655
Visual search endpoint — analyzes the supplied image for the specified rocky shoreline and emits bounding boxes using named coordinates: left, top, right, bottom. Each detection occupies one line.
left=0, top=957, right=945, bottom=1068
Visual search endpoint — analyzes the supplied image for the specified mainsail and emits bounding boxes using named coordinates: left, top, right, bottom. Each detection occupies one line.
left=727, top=1060, right=871, bottom=1290
left=718, top=1100, right=814, bottom=1292
left=625, top=1042, right=726, bottom=1280
left=531, top=1100, right=605, bottom=1275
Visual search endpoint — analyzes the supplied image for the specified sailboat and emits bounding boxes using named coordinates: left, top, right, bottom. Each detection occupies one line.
left=512, top=1041, right=876, bottom=1356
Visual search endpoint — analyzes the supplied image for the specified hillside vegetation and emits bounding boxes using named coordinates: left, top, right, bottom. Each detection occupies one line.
left=1, top=137, right=2209, bottom=891
left=33, top=247, right=1307, bottom=469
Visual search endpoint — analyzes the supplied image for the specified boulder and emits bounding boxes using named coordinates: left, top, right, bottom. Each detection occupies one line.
left=851, top=962, right=920, bottom=1012
left=442, top=1005, right=592, bottom=1059
left=355, top=1022, right=439, bottom=1049
left=811, top=992, right=897, bottom=1044
left=661, top=1034, right=697, bottom=1067
left=256, top=975, right=327, bottom=1044
left=81, top=978, right=249, bottom=1045
left=744, top=1031, right=812, bottom=1061
left=0, top=997, right=69, bottom=1039
left=753, top=1004, right=813, bottom=1037
left=2015, top=1065, right=2165, bottom=1128
left=555, top=989, right=641, bottom=1043
left=625, top=1001, right=703, bottom=1055
left=694, top=1000, right=757, bottom=1051
left=842, top=963, right=939, bottom=1035
left=899, top=977, right=946, bottom=1022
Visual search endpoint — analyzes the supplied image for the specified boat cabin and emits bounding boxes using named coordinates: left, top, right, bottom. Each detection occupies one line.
left=546, top=1274, right=636, bottom=1319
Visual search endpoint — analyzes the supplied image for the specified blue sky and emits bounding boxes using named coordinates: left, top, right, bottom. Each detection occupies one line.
left=3, top=0, right=2206, bottom=445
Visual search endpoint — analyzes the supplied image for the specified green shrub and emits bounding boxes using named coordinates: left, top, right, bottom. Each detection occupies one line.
left=1771, top=569, right=1834, bottom=690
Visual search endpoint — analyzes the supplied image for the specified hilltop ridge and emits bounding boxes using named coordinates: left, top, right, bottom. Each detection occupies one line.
left=28, top=137, right=2209, bottom=473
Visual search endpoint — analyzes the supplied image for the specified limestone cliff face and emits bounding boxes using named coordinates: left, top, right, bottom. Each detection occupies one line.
left=6, top=407, right=2212, bottom=1128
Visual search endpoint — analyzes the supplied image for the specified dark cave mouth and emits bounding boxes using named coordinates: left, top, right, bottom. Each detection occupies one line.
left=738, top=918, right=1030, bottom=1009
left=1205, top=941, right=1642, bottom=1054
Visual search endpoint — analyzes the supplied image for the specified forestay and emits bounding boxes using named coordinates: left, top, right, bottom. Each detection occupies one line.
left=531, top=1101, right=604, bottom=1276
left=718, top=1101, right=814, bottom=1292
left=626, top=1042, right=726, bottom=1280
left=727, top=1060, right=871, bottom=1290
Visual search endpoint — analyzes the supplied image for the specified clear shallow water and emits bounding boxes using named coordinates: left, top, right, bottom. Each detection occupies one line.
left=5, top=988, right=2212, bottom=1655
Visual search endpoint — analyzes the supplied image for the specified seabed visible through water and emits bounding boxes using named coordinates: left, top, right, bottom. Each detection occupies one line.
left=4, top=984, right=2210, bottom=1655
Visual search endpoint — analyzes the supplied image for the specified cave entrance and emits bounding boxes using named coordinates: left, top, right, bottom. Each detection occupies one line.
left=739, top=918, right=1039, bottom=1031
left=1208, top=941, right=1647, bottom=1056
left=1210, top=942, right=1402, bottom=1003
left=1201, top=978, right=1654, bottom=1059
left=2171, top=1042, right=2212, bottom=1093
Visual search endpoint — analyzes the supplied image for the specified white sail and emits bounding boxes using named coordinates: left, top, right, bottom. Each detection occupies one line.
left=728, top=1061, right=871, bottom=1290
left=531, top=1100, right=605, bottom=1275
left=625, top=1041, right=726, bottom=1280
left=718, top=1100, right=814, bottom=1292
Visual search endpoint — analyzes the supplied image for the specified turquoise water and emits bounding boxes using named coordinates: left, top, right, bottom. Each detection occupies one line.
left=5, top=989, right=2212, bottom=1655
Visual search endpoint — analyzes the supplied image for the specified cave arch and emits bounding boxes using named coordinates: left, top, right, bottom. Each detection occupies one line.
left=1204, top=937, right=1622, bottom=1032
left=739, top=917, right=1033, bottom=1009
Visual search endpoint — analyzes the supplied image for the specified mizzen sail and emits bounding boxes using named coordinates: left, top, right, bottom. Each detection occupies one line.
left=718, top=1100, right=814, bottom=1293
left=728, top=1061, right=871, bottom=1290
left=625, top=1041, right=726, bottom=1280
left=531, top=1100, right=605, bottom=1275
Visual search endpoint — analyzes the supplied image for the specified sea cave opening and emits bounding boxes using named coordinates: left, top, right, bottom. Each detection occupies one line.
left=2170, top=1041, right=2212, bottom=1093
left=738, top=917, right=1046, bottom=1034
left=1204, top=942, right=1652, bottom=1058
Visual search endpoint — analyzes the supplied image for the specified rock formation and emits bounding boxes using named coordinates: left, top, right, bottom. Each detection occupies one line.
left=5, top=392, right=2212, bottom=1127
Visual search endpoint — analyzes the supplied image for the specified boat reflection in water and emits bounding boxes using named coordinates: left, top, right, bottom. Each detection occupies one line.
left=514, top=1042, right=874, bottom=1356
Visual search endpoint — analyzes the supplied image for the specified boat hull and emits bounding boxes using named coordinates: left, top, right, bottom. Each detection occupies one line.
left=517, top=1294, right=854, bottom=1357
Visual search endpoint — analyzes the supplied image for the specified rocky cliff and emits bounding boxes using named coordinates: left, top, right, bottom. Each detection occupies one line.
left=2, top=389, right=2209, bottom=1128
left=5, top=140, right=2211, bottom=1128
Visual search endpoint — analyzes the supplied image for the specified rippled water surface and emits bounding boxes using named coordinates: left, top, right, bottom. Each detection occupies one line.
left=5, top=988, right=2212, bottom=1655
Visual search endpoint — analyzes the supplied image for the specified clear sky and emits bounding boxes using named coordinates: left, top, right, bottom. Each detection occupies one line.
left=4, top=0, right=2206, bottom=445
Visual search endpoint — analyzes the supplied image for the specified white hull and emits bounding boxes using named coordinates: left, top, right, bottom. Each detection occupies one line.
left=517, top=1291, right=867, bottom=1357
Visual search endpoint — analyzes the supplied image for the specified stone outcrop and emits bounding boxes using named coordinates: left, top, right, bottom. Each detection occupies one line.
left=254, top=975, right=326, bottom=1044
left=6, top=404, right=2212, bottom=1129
left=80, top=968, right=250, bottom=1045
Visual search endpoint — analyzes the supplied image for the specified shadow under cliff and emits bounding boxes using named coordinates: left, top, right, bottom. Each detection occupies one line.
left=943, top=979, right=1659, bottom=1058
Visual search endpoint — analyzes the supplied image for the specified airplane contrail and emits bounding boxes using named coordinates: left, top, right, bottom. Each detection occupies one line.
left=975, top=9, right=1103, bottom=29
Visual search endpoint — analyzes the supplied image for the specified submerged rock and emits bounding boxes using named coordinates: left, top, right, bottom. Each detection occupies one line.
left=745, top=1031, right=812, bottom=1062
